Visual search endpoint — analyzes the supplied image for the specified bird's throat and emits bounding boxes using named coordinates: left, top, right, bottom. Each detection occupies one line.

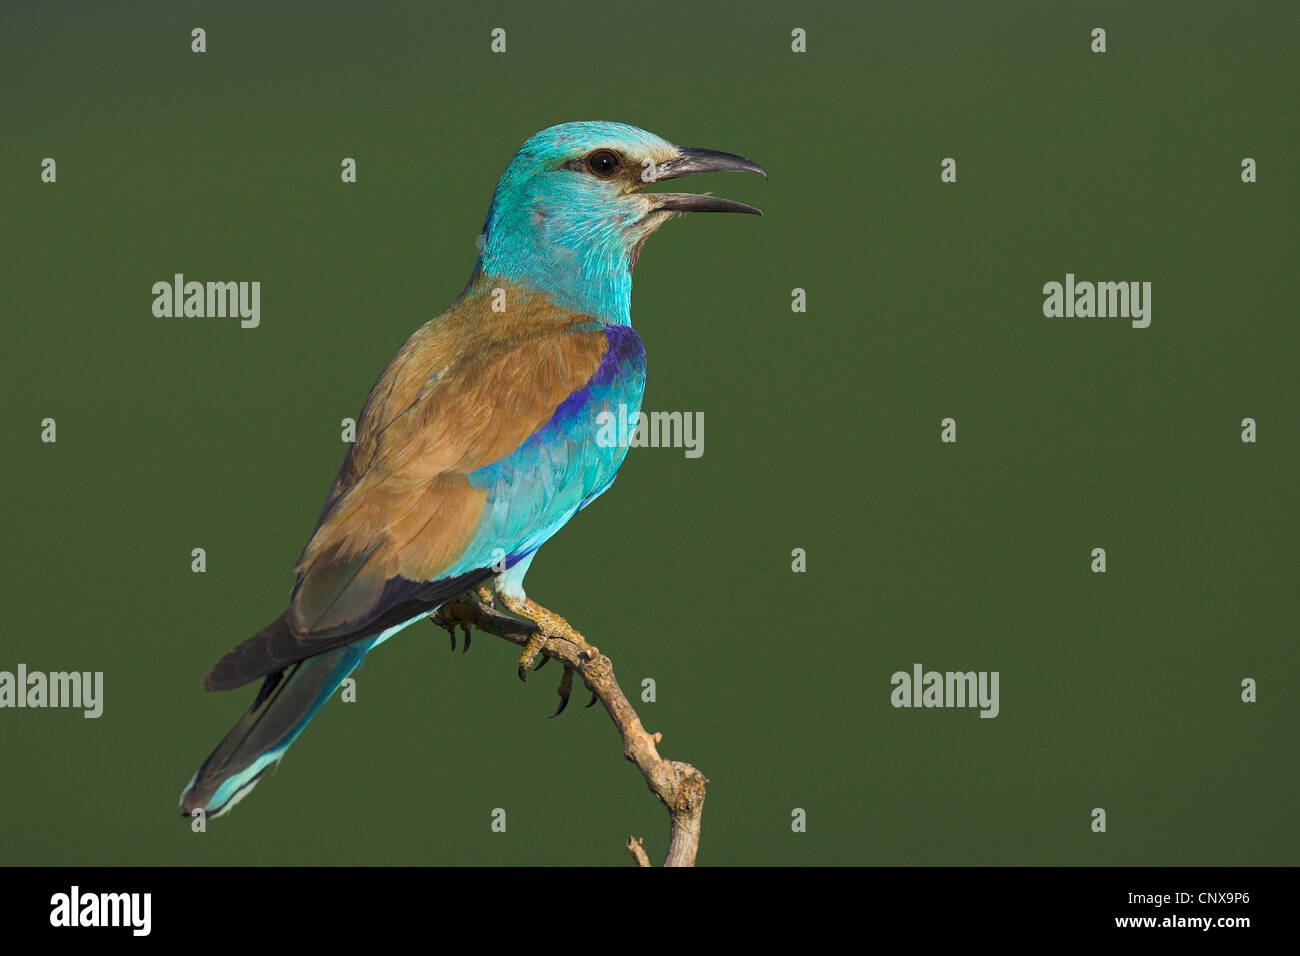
left=476, top=242, right=635, bottom=325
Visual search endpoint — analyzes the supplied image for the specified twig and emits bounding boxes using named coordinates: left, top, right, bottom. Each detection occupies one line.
left=627, top=836, right=651, bottom=867
left=434, top=595, right=708, bottom=867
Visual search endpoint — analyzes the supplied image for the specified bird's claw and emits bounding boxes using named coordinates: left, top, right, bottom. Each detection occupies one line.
left=516, top=634, right=546, bottom=681
left=434, top=620, right=471, bottom=654
left=430, top=614, right=458, bottom=651
left=549, top=666, right=575, bottom=719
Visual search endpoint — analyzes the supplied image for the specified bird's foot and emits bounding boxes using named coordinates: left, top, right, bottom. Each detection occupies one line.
left=499, top=595, right=595, bottom=652
left=430, top=598, right=484, bottom=654
left=431, top=583, right=514, bottom=652
left=500, top=596, right=601, bottom=717
left=430, top=614, right=473, bottom=654
left=516, top=633, right=546, bottom=681
left=500, top=594, right=597, bottom=682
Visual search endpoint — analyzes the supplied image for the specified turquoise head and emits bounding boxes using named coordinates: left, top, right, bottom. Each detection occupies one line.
left=473, top=121, right=765, bottom=323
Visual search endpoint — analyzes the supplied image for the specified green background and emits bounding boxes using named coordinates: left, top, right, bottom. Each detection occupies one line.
left=1, top=0, right=1295, bottom=866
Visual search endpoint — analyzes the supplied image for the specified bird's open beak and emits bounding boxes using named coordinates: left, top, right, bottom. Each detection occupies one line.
left=647, top=146, right=766, bottom=216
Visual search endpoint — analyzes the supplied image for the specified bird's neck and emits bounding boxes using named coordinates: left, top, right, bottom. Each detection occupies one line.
left=473, top=265, right=631, bottom=326
left=473, top=209, right=636, bottom=325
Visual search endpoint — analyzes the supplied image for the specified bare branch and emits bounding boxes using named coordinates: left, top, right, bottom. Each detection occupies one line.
left=434, top=596, right=708, bottom=866
left=627, top=836, right=651, bottom=867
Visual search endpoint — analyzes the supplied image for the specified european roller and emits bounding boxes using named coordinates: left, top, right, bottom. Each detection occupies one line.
left=180, top=121, right=764, bottom=818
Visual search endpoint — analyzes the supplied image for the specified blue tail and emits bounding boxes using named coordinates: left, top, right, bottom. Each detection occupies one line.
left=180, top=644, right=366, bottom=819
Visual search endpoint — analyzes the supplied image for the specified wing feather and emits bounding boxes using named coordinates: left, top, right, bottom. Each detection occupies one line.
left=203, top=286, right=620, bottom=689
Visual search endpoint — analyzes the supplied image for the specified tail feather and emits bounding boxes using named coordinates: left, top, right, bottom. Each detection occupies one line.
left=201, top=567, right=491, bottom=692
left=180, top=644, right=365, bottom=819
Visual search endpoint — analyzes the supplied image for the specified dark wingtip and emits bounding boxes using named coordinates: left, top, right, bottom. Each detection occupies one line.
left=201, top=658, right=248, bottom=693
left=200, top=662, right=232, bottom=692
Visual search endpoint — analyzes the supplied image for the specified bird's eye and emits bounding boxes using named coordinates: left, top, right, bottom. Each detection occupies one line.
left=585, top=149, right=621, bottom=178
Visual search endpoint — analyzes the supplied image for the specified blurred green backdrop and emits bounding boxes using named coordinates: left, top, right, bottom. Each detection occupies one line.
left=1, top=0, right=1295, bottom=865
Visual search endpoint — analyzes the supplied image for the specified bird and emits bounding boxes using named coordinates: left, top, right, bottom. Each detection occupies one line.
left=179, top=121, right=765, bottom=819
